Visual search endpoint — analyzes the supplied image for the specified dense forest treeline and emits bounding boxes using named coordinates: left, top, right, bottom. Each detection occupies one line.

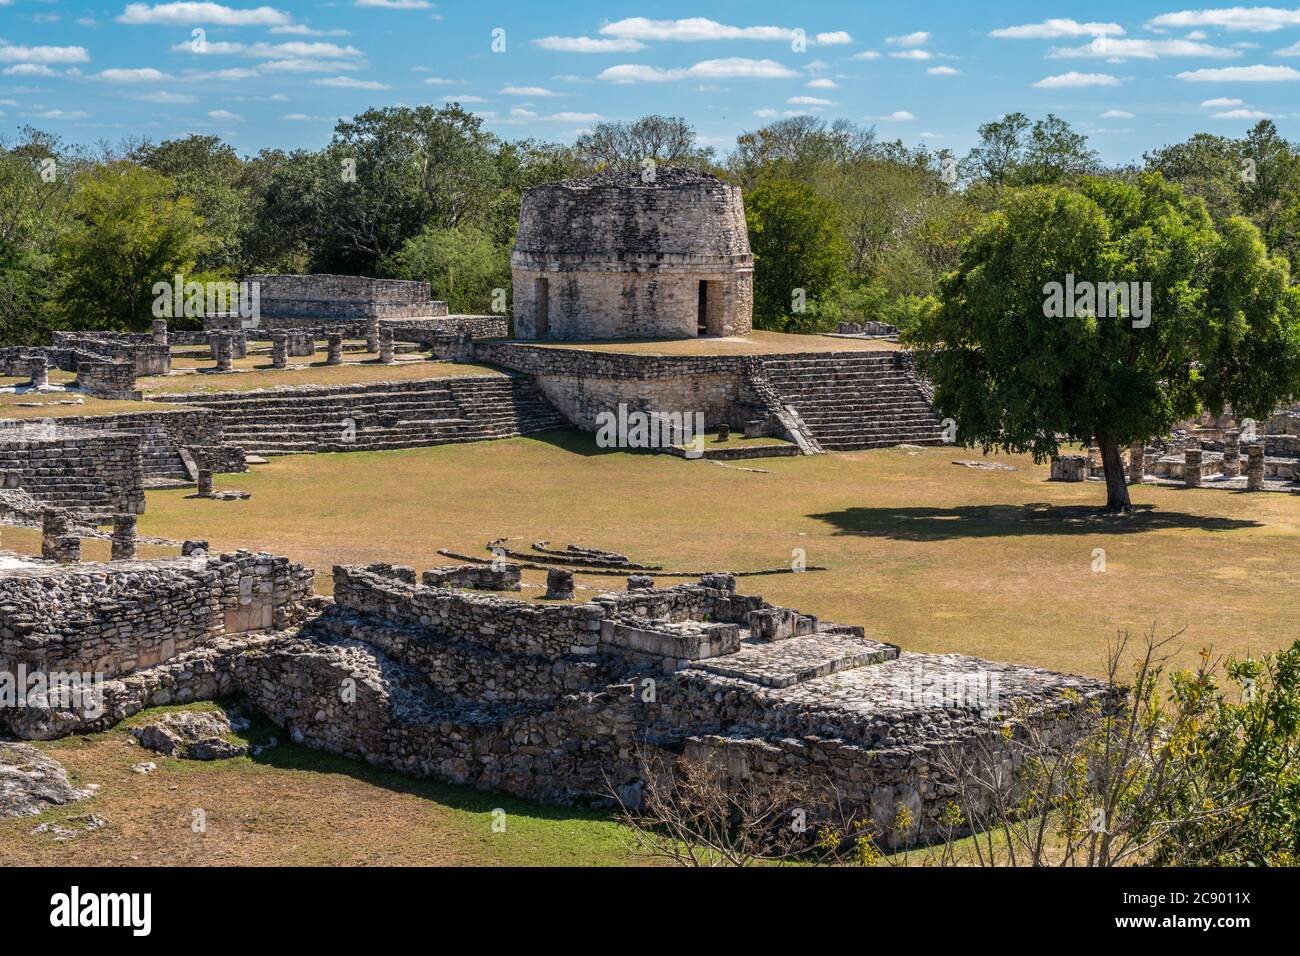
left=1, top=107, right=1297, bottom=343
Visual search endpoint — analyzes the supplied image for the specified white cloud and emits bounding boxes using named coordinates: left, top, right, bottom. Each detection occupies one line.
left=2, top=64, right=59, bottom=77
left=441, top=94, right=488, bottom=103
left=1032, top=71, right=1121, bottom=88
left=876, top=110, right=916, bottom=121
left=754, top=108, right=779, bottom=118
left=1101, top=108, right=1135, bottom=118
left=598, top=58, right=799, bottom=83
left=852, top=50, right=881, bottom=60
left=927, top=66, right=960, bottom=75
left=132, top=90, right=197, bottom=102
left=890, top=49, right=933, bottom=60
left=807, top=77, right=838, bottom=88
left=1176, top=64, right=1300, bottom=80
left=354, top=0, right=432, bottom=8
left=1277, top=41, right=1300, bottom=55
left=990, top=19, right=1124, bottom=39
left=260, top=59, right=358, bottom=73
left=313, top=76, right=389, bottom=89
left=281, top=113, right=331, bottom=121
left=533, top=37, right=646, bottom=53
left=1212, top=108, right=1275, bottom=118
left=887, top=31, right=931, bottom=47
left=173, top=40, right=363, bottom=59
left=0, top=43, right=91, bottom=64
left=422, top=76, right=463, bottom=85
left=814, top=32, right=853, bottom=45
left=35, top=109, right=89, bottom=119
left=208, top=108, right=242, bottom=120
left=541, top=111, right=603, bottom=122
left=1146, top=8, right=1300, bottom=33
left=1201, top=96, right=1245, bottom=105
left=788, top=95, right=832, bottom=105
left=1047, top=37, right=1240, bottom=59
left=186, top=67, right=259, bottom=80
left=91, top=67, right=172, bottom=83
left=269, top=25, right=349, bottom=36
left=599, top=17, right=795, bottom=42
left=117, top=3, right=291, bottom=26
left=500, top=85, right=559, bottom=96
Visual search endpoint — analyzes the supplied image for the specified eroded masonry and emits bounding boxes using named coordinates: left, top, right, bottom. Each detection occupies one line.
left=8, top=167, right=1293, bottom=842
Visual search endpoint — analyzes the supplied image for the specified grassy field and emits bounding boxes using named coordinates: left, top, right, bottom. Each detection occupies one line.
left=491, top=329, right=900, bottom=355
left=0, top=394, right=190, bottom=418
left=118, top=430, right=1300, bottom=678
left=6, top=428, right=1299, bottom=867
left=0, top=701, right=636, bottom=867
left=139, top=359, right=505, bottom=396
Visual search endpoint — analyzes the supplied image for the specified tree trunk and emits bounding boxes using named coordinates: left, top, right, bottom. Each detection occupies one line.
left=1099, top=439, right=1132, bottom=513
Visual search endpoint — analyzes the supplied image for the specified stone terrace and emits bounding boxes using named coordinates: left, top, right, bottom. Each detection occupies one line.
left=148, top=375, right=567, bottom=456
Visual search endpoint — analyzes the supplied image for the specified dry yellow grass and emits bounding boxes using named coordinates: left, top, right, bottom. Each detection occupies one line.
left=139, top=359, right=505, bottom=396
left=0, top=394, right=190, bottom=419
left=94, top=432, right=1300, bottom=679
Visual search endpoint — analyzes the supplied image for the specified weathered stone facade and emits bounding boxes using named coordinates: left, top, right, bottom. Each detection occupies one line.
left=0, top=422, right=144, bottom=515
left=512, top=168, right=754, bottom=340
left=206, top=274, right=449, bottom=336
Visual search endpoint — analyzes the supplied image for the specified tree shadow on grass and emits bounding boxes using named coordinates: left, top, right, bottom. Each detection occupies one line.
left=809, top=502, right=1262, bottom=542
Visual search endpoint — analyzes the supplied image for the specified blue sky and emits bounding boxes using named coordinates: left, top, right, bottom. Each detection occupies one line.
left=2, top=1, right=1299, bottom=162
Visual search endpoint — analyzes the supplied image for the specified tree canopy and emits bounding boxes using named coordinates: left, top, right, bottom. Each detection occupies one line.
left=911, top=173, right=1300, bottom=511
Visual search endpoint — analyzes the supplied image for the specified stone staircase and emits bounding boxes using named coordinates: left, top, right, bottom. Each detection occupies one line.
left=136, top=423, right=190, bottom=480
left=155, top=376, right=567, bottom=456
left=759, top=352, right=945, bottom=450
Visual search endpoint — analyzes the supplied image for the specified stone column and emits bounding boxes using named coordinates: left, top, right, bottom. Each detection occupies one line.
left=0, top=470, right=20, bottom=490
left=229, top=331, right=248, bottom=360
left=270, top=333, right=289, bottom=369
left=545, top=568, right=575, bottom=600
left=365, top=317, right=380, bottom=354
left=1127, top=441, right=1145, bottom=484
left=111, top=513, right=138, bottom=561
left=717, top=423, right=731, bottom=442
left=28, top=356, right=49, bottom=389
left=1247, top=445, right=1265, bottom=491
left=1222, top=430, right=1241, bottom=478
left=208, top=331, right=223, bottom=361
left=288, top=332, right=314, bottom=357
left=326, top=333, right=344, bottom=366
left=1184, top=445, right=1203, bottom=488
left=209, top=333, right=233, bottom=372
left=41, top=509, right=80, bottom=564
left=197, top=468, right=214, bottom=497
left=151, top=318, right=169, bottom=346
left=1087, top=445, right=1101, bottom=477
left=378, top=327, right=395, bottom=365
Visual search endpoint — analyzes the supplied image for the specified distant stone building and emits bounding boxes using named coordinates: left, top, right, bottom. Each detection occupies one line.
left=511, top=167, right=754, bottom=340
left=206, top=274, right=449, bottom=335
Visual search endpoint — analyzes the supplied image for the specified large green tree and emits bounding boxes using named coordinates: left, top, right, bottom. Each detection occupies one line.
left=745, top=178, right=847, bottom=331
left=912, top=173, right=1300, bottom=511
left=52, top=162, right=208, bottom=331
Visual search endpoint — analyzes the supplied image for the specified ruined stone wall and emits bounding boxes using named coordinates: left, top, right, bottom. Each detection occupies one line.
left=0, top=556, right=312, bottom=686
left=0, top=552, right=313, bottom=682
left=244, top=274, right=447, bottom=321
left=332, top=565, right=605, bottom=659
left=476, top=343, right=769, bottom=430
left=381, top=315, right=509, bottom=344
left=76, top=359, right=139, bottom=400
left=0, top=423, right=144, bottom=514
left=51, top=333, right=170, bottom=376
